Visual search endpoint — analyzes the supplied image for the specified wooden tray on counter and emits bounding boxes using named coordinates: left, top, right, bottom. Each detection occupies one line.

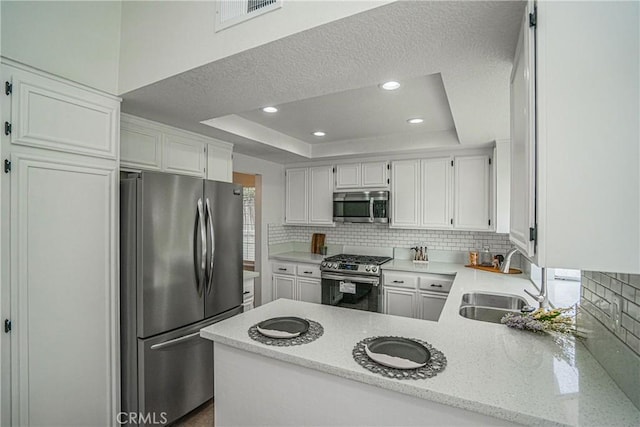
left=465, top=265, right=522, bottom=274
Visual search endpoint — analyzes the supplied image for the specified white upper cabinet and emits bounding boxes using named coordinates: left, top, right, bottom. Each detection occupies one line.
left=163, top=132, right=205, bottom=177
left=284, top=168, right=309, bottom=224
left=390, top=159, right=420, bottom=228
left=285, top=165, right=333, bottom=226
left=120, top=114, right=233, bottom=180
left=453, top=155, right=491, bottom=231
left=335, top=163, right=361, bottom=189
left=509, top=2, right=639, bottom=272
left=120, top=119, right=163, bottom=170
left=335, top=161, right=388, bottom=190
left=421, top=157, right=452, bottom=229
left=206, top=142, right=232, bottom=183
left=509, top=5, right=536, bottom=257
left=5, top=63, right=119, bottom=159
left=308, top=166, right=334, bottom=225
left=361, top=161, right=389, bottom=188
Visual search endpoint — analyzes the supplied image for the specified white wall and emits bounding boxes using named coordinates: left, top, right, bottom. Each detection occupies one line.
left=233, top=153, right=284, bottom=306
left=1, top=1, right=122, bottom=94
left=118, top=0, right=391, bottom=94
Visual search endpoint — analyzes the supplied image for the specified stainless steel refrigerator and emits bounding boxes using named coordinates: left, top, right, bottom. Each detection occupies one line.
left=120, top=171, right=243, bottom=425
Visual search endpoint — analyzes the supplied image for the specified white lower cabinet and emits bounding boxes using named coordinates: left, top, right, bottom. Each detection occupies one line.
left=383, top=287, right=415, bottom=318
left=382, top=271, right=452, bottom=321
left=272, top=262, right=322, bottom=304
left=273, top=274, right=296, bottom=300
left=297, top=278, right=322, bottom=304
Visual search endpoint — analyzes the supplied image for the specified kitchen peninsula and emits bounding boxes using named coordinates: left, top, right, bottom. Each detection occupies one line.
left=201, top=265, right=640, bottom=426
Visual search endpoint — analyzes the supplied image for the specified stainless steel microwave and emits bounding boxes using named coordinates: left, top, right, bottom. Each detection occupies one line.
left=333, top=191, right=389, bottom=223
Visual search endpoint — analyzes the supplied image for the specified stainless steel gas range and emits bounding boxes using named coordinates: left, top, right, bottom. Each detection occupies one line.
left=320, top=254, right=392, bottom=312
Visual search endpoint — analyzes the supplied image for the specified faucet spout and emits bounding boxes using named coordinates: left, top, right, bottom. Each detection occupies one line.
left=501, top=247, right=548, bottom=309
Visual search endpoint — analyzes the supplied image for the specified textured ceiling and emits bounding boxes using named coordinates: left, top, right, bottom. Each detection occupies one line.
left=236, top=73, right=454, bottom=144
left=121, top=0, right=525, bottom=163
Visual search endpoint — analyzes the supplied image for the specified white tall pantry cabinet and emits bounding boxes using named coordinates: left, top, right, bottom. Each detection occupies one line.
left=510, top=1, right=639, bottom=273
left=0, top=61, right=120, bottom=426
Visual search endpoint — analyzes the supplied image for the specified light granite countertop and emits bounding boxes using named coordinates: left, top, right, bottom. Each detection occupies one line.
left=269, top=251, right=326, bottom=264
left=242, top=270, right=260, bottom=280
left=201, top=263, right=640, bottom=426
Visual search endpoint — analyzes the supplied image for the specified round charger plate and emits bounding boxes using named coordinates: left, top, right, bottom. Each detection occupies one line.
left=256, top=316, right=310, bottom=339
left=365, top=337, right=431, bottom=370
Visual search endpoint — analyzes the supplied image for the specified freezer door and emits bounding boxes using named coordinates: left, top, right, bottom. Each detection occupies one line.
left=137, top=309, right=240, bottom=426
left=138, top=172, right=205, bottom=337
left=203, top=180, right=243, bottom=317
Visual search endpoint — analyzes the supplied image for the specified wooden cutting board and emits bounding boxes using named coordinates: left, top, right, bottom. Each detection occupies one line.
left=465, top=265, right=522, bottom=274
left=311, top=233, right=326, bottom=254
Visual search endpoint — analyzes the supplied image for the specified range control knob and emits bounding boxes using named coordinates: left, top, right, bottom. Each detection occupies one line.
left=365, top=266, right=371, bottom=272
left=321, top=262, right=326, bottom=268
left=332, top=263, right=338, bottom=269
left=372, top=266, right=378, bottom=273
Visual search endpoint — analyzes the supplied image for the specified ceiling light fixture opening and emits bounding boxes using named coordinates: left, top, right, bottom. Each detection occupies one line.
left=380, top=81, right=401, bottom=91
left=407, top=118, right=424, bottom=124
left=312, top=131, right=326, bottom=137
left=262, top=106, right=278, bottom=113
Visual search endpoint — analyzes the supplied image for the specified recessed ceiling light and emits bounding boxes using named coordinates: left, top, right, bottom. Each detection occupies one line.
left=407, top=118, right=424, bottom=124
left=262, top=106, right=278, bottom=113
left=312, top=131, right=326, bottom=137
left=380, top=81, right=401, bottom=91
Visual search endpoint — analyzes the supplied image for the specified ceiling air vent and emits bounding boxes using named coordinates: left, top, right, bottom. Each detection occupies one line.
left=215, top=0, right=282, bottom=32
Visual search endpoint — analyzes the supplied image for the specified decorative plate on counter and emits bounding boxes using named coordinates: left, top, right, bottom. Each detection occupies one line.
left=364, top=337, right=431, bottom=369
left=256, top=317, right=310, bottom=339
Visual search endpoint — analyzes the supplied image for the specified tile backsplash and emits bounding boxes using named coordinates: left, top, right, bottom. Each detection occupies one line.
left=580, top=271, right=640, bottom=410
left=269, top=224, right=512, bottom=254
left=581, top=271, right=640, bottom=355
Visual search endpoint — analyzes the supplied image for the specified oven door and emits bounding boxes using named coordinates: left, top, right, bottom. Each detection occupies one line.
left=321, top=273, right=380, bottom=312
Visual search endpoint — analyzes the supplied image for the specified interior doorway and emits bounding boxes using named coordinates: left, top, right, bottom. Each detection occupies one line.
left=233, top=172, right=262, bottom=306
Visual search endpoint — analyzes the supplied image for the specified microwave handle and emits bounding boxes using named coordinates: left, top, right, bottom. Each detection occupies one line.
left=369, top=198, right=374, bottom=222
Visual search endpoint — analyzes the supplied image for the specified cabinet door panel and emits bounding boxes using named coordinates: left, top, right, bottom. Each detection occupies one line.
left=164, top=133, right=205, bottom=177
left=207, top=143, right=232, bottom=183
left=383, top=287, right=415, bottom=318
left=11, top=154, right=117, bottom=426
left=509, top=8, right=536, bottom=257
left=418, top=292, right=447, bottom=322
left=285, top=168, right=308, bottom=224
left=309, top=166, right=334, bottom=224
left=454, top=155, right=491, bottom=230
left=421, top=157, right=452, bottom=228
left=273, top=275, right=296, bottom=300
left=361, top=161, right=388, bottom=188
left=297, top=278, right=322, bottom=304
left=7, top=66, right=118, bottom=159
left=335, top=164, right=361, bottom=189
left=120, top=120, right=163, bottom=170
left=390, top=160, right=420, bottom=228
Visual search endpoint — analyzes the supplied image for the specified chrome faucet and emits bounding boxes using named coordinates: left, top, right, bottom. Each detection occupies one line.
left=502, top=247, right=548, bottom=309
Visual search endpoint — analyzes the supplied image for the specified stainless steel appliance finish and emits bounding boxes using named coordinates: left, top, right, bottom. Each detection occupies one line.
left=320, top=254, right=391, bottom=312
left=333, top=191, right=389, bottom=223
left=458, top=292, right=530, bottom=324
left=120, top=171, right=243, bottom=426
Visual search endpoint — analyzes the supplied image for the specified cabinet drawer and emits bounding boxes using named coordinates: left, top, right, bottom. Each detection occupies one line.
left=382, top=272, right=418, bottom=289
left=296, top=264, right=321, bottom=278
left=418, top=274, right=454, bottom=293
left=272, top=262, right=295, bottom=275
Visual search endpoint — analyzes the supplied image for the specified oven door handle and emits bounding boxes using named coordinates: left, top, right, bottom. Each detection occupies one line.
left=321, top=273, right=380, bottom=285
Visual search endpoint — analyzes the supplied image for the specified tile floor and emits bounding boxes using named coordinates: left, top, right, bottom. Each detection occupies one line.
left=174, top=399, right=214, bottom=427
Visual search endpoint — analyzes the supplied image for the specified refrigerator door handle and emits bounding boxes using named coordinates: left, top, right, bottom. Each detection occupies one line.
left=205, top=198, right=215, bottom=295
left=149, top=332, right=201, bottom=350
left=196, top=198, right=207, bottom=297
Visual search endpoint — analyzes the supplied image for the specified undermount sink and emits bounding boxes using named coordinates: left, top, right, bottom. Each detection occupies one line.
left=459, top=292, right=530, bottom=324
